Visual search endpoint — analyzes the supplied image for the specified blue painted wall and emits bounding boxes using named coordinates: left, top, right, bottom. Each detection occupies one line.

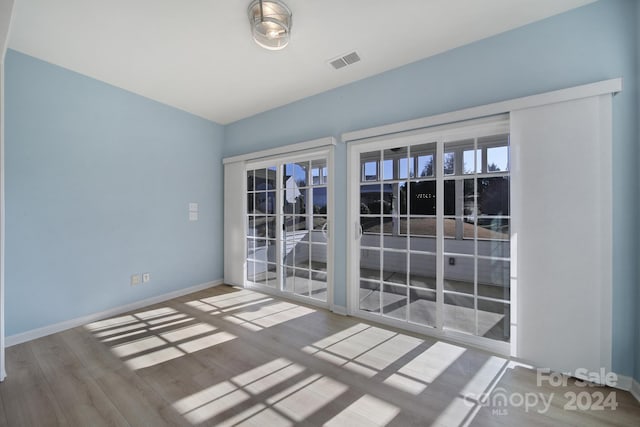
left=5, top=50, right=224, bottom=335
left=225, top=0, right=639, bottom=380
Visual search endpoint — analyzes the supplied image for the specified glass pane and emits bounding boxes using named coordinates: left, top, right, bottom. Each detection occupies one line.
left=382, top=159, right=394, bottom=181
left=254, top=168, right=266, bottom=190
left=398, top=182, right=408, bottom=214
left=266, top=239, right=277, bottom=263
left=361, top=216, right=380, bottom=247
left=360, top=249, right=380, bottom=281
left=283, top=242, right=295, bottom=267
left=287, top=162, right=308, bottom=187
left=247, top=170, right=255, bottom=192
left=312, top=216, right=327, bottom=231
left=246, top=238, right=255, bottom=258
left=266, top=263, right=277, bottom=287
left=443, top=152, right=455, bottom=175
left=443, top=217, right=457, bottom=239
left=410, top=181, right=436, bottom=215
left=409, top=289, right=436, bottom=327
left=284, top=267, right=295, bottom=292
left=409, top=142, right=435, bottom=179
left=359, top=280, right=380, bottom=313
left=383, top=232, right=406, bottom=250
left=408, top=217, right=436, bottom=237
left=310, top=244, right=327, bottom=272
left=444, top=237, right=474, bottom=256
left=399, top=157, right=409, bottom=180
left=294, top=242, right=309, bottom=269
left=477, top=218, right=509, bottom=242
left=251, top=216, right=267, bottom=238
left=409, top=253, right=436, bottom=290
left=382, top=216, right=394, bottom=234
left=247, top=192, right=255, bottom=214
left=246, top=261, right=255, bottom=282
left=266, top=216, right=276, bottom=239
left=284, top=188, right=306, bottom=215
left=477, top=231, right=510, bottom=258
left=384, top=146, right=407, bottom=180
left=282, top=215, right=294, bottom=235
left=383, top=284, right=407, bottom=320
left=294, top=269, right=310, bottom=296
left=310, top=269, right=327, bottom=301
left=360, top=184, right=381, bottom=214
left=399, top=217, right=409, bottom=234
left=443, top=179, right=457, bottom=216
left=463, top=149, right=482, bottom=174
left=444, top=256, right=474, bottom=295
left=383, top=251, right=407, bottom=285
left=463, top=179, right=475, bottom=220
left=312, top=187, right=327, bottom=214
left=247, top=215, right=255, bottom=236
left=266, top=167, right=277, bottom=190
left=299, top=214, right=310, bottom=231
left=253, top=262, right=268, bottom=286
left=311, top=159, right=327, bottom=185
left=361, top=151, right=381, bottom=182
left=443, top=293, right=475, bottom=335
left=417, top=154, right=434, bottom=177
left=487, top=146, right=509, bottom=172
left=382, top=184, right=393, bottom=214
left=478, top=259, right=510, bottom=300
left=478, top=299, right=510, bottom=342
left=409, top=233, right=436, bottom=252
left=254, top=191, right=276, bottom=214
left=478, top=177, right=510, bottom=216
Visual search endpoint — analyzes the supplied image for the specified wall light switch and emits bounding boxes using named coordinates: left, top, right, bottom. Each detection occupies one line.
left=189, top=212, right=198, bottom=221
left=142, top=273, right=150, bottom=283
left=189, top=202, right=198, bottom=212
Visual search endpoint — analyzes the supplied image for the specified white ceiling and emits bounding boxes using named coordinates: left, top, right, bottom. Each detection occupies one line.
left=8, top=0, right=595, bottom=124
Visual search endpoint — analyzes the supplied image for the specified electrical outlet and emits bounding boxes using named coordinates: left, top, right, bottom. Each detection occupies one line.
left=143, top=273, right=150, bottom=283
left=131, top=274, right=142, bottom=286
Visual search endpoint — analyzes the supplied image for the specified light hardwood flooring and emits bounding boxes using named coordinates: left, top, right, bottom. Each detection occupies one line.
left=0, top=285, right=638, bottom=426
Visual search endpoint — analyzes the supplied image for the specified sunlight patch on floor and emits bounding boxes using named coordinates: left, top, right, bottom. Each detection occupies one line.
left=397, top=341, right=466, bottom=387
left=324, top=394, right=400, bottom=427
left=216, top=404, right=292, bottom=427
left=231, top=358, right=306, bottom=395
left=125, top=346, right=185, bottom=370
left=173, top=381, right=251, bottom=424
left=267, top=375, right=348, bottom=422
left=222, top=301, right=316, bottom=331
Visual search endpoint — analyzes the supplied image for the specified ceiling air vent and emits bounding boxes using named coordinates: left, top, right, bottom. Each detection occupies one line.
left=329, top=51, right=361, bottom=70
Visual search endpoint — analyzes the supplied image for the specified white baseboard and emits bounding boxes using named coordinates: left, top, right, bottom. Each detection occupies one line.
left=330, top=305, right=348, bottom=316
left=604, top=374, right=640, bottom=403
left=5, top=279, right=223, bottom=347
left=631, top=378, right=640, bottom=403
left=615, top=374, right=633, bottom=391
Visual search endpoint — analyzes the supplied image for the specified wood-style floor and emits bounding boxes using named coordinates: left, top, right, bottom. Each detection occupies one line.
left=0, top=285, right=638, bottom=426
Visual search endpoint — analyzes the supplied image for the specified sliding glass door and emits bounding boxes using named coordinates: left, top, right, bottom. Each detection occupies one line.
left=246, top=152, right=331, bottom=304
left=352, top=119, right=511, bottom=347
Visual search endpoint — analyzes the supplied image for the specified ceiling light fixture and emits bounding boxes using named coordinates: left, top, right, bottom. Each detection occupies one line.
left=248, top=0, right=292, bottom=51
